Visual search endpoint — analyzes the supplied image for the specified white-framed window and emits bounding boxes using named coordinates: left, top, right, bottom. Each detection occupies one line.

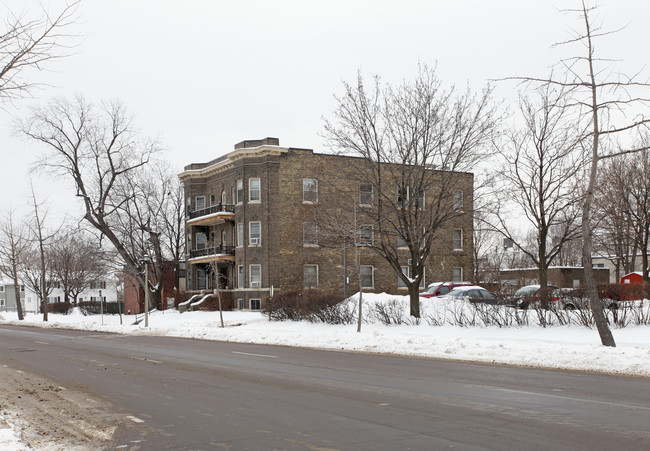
left=359, top=225, right=373, bottom=246
left=231, top=186, right=236, bottom=205
left=195, top=195, right=206, bottom=211
left=196, top=232, right=207, bottom=250
left=237, top=298, right=245, bottom=309
left=303, top=222, right=318, bottom=246
left=0, top=286, right=4, bottom=292
left=304, top=264, right=318, bottom=288
left=236, top=179, right=244, bottom=204
left=415, top=189, right=425, bottom=209
left=359, top=184, right=373, bottom=206
left=249, top=221, right=261, bottom=245
left=452, top=267, right=463, bottom=282
left=398, top=266, right=408, bottom=289
left=209, top=193, right=216, bottom=206
left=238, top=265, right=244, bottom=288
left=453, top=190, right=464, bottom=212
left=453, top=229, right=463, bottom=251
left=89, top=281, right=106, bottom=290
left=250, top=264, right=262, bottom=288
left=237, top=223, right=244, bottom=247
left=249, top=178, right=261, bottom=202
left=360, top=265, right=374, bottom=289
left=303, top=179, right=318, bottom=203
left=250, top=299, right=261, bottom=310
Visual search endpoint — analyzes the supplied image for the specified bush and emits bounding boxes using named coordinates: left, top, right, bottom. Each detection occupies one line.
left=47, top=302, right=73, bottom=314
left=264, top=290, right=351, bottom=324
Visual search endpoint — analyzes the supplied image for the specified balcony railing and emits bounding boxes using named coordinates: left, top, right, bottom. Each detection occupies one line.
left=190, top=245, right=236, bottom=259
left=189, top=203, right=235, bottom=220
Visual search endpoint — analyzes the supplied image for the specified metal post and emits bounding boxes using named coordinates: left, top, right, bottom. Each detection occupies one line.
left=100, top=289, right=103, bottom=325
left=343, top=236, right=348, bottom=299
left=144, top=263, right=149, bottom=327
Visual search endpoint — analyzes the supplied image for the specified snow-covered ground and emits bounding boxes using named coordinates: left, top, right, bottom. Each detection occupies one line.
left=1, top=292, right=649, bottom=449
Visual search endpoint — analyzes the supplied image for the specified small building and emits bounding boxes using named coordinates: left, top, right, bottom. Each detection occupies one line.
left=621, top=272, right=644, bottom=284
left=123, top=262, right=178, bottom=314
left=500, top=266, right=610, bottom=290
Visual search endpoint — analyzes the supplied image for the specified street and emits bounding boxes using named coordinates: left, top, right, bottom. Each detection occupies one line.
left=1, top=324, right=649, bottom=450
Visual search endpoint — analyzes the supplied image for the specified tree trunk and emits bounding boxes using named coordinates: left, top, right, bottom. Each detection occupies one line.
left=13, top=280, right=23, bottom=321
left=409, top=283, right=420, bottom=318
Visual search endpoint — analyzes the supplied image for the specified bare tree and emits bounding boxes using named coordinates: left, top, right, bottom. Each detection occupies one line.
left=624, top=143, right=650, bottom=286
left=0, top=210, right=30, bottom=320
left=21, top=96, right=162, bottom=311
left=0, top=1, right=79, bottom=102
left=49, top=227, right=104, bottom=304
left=510, top=1, right=650, bottom=346
left=492, top=85, right=584, bottom=304
left=323, top=65, right=498, bottom=317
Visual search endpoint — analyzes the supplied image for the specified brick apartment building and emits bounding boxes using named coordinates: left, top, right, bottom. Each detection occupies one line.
left=179, top=138, right=474, bottom=311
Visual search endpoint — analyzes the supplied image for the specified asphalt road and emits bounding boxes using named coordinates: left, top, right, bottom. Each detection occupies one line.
left=1, top=324, right=649, bottom=450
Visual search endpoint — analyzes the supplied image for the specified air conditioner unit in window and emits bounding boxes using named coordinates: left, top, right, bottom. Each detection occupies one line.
left=407, top=258, right=413, bottom=266
left=250, top=238, right=260, bottom=245
left=251, top=282, right=260, bottom=288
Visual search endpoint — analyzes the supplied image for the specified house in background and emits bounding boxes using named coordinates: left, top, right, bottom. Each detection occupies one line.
left=499, top=266, right=610, bottom=291
left=0, top=281, right=38, bottom=314
left=620, top=272, right=644, bottom=284
left=592, top=254, right=645, bottom=283
left=179, top=137, right=474, bottom=311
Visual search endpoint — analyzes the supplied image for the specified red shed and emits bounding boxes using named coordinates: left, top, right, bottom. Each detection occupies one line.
left=620, top=272, right=643, bottom=284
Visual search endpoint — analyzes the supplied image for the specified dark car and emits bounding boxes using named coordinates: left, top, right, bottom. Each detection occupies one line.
left=420, top=281, right=473, bottom=299
left=445, top=285, right=501, bottom=305
left=509, top=284, right=566, bottom=309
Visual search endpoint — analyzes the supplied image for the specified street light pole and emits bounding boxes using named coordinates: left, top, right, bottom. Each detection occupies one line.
left=144, top=262, right=149, bottom=327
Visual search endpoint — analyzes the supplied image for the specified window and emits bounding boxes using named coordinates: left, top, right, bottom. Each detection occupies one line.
left=90, top=296, right=106, bottom=302
left=195, top=195, right=206, bottom=211
left=250, top=264, right=262, bottom=288
left=303, top=222, right=318, bottom=246
left=453, top=191, right=464, bottom=211
left=452, top=267, right=463, bottom=282
left=415, top=189, right=425, bottom=209
left=186, top=197, right=191, bottom=215
left=238, top=265, right=244, bottom=288
left=236, top=179, right=243, bottom=204
left=304, top=265, right=318, bottom=288
left=197, top=269, right=207, bottom=290
left=237, top=223, right=244, bottom=247
left=221, top=191, right=227, bottom=205
left=90, top=281, right=106, bottom=290
left=237, top=298, right=245, bottom=309
left=303, top=179, right=318, bottom=203
left=209, top=193, right=215, bottom=206
left=0, top=286, right=4, bottom=292
left=397, top=227, right=408, bottom=249
left=250, top=299, right=261, bottom=310
left=360, top=265, right=374, bottom=289
left=231, top=186, right=236, bottom=205
left=397, top=187, right=407, bottom=208
left=196, top=232, right=207, bottom=250
left=358, top=225, right=373, bottom=246
left=249, top=221, right=261, bottom=245
left=249, top=178, right=261, bottom=202
left=453, top=229, right=463, bottom=251
left=359, top=184, right=373, bottom=206
left=398, top=266, right=408, bottom=289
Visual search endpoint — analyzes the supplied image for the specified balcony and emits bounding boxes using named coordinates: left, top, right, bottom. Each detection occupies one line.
left=189, top=245, right=236, bottom=264
left=187, top=204, right=235, bottom=226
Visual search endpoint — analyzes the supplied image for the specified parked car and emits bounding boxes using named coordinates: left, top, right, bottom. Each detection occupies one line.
left=509, top=284, right=585, bottom=310
left=443, top=285, right=501, bottom=305
left=420, top=281, right=473, bottom=299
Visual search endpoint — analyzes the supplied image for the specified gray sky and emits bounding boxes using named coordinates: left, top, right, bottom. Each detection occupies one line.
left=1, top=0, right=649, bottom=221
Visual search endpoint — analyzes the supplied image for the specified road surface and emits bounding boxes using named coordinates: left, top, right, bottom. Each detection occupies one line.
left=0, top=324, right=649, bottom=450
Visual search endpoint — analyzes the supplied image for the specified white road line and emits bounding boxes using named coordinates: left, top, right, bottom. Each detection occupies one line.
left=232, top=351, right=278, bottom=359
left=493, top=387, right=650, bottom=411
left=126, top=415, right=145, bottom=423
left=34, top=341, right=49, bottom=345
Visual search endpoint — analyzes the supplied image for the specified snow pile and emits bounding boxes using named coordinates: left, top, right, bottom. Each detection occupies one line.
left=0, top=416, right=27, bottom=451
left=1, top=293, right=649, bottom=377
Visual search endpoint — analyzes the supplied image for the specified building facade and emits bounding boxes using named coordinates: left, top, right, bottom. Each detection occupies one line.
left=179, top=138, right=474, bottom=310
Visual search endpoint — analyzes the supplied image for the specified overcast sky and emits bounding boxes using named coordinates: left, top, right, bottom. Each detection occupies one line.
left=1, top=0, right=649, bottom=221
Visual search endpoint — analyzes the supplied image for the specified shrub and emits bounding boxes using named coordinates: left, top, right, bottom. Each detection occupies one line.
left=263, top=290, right=349, bottom=323
left=48, top=302, right=73, bottom=314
